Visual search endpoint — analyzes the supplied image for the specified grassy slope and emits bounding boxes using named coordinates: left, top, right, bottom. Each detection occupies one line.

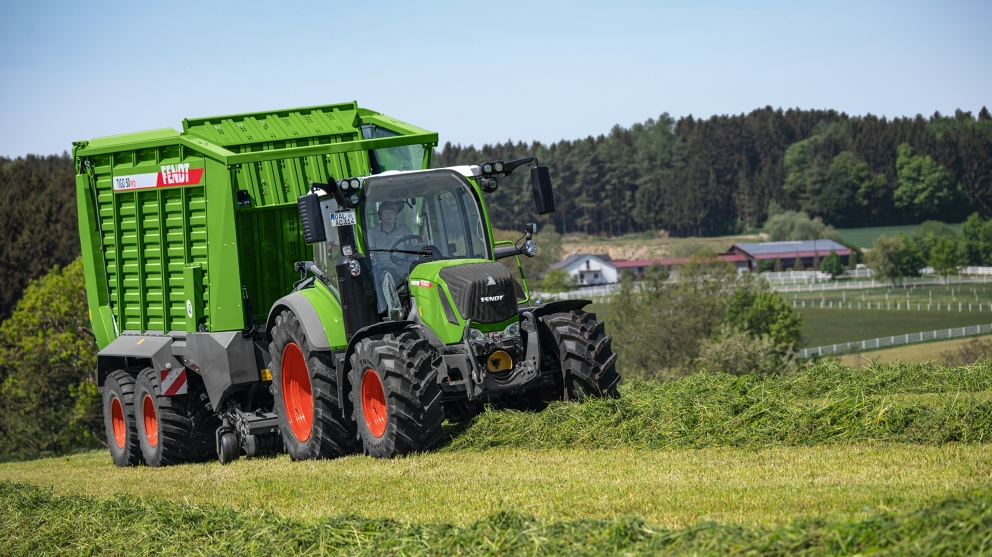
left=799, top=307, right=992, bottom=346
left=836, top=223, right=963, bottom=248
left=560, top=232, right=764, bottom=261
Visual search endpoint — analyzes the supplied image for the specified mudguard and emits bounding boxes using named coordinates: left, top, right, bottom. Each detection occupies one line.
left=96, top=332, right=181, bottom=388
left=530, top=299, right=591, bottom=318
left=265, top=292, right=331, bottom=351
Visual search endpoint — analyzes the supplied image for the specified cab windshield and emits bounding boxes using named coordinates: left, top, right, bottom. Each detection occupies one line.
left=361, top=170, right=489, bottom=316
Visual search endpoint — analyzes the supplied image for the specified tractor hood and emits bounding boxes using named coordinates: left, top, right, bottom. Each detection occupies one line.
left=437, top=261, right=518, bottom=325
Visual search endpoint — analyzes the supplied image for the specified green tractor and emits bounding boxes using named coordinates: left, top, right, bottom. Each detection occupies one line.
left=73, top=102, right=619, bottom=465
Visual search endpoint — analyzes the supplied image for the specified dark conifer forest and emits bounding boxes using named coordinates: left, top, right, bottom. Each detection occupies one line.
left=434, top=107, right=992, bottom=236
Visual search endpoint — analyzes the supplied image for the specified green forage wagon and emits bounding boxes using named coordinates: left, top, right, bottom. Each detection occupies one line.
left=73, top=101, right=619, bottom=466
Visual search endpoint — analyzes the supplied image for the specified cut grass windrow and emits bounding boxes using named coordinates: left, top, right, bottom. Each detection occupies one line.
left=444, top=360, right=992, bottom=451
left=2, top=481, right=990, bottom=557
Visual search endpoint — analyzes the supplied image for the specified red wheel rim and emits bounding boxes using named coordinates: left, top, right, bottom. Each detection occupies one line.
left=110, top=396, right=126, bottom=449
left=361, top=368, right=387, bottom=438
left=142, top=395, right=158, bottom=447
left=282, top=342, right=313, bottom=442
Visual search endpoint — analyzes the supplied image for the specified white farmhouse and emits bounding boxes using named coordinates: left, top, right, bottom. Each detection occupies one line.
left=548, top=253, right=618, bottom=285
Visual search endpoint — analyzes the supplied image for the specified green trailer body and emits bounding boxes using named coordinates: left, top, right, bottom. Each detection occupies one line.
left=75, top=101, right=619, bottom=466
left=73, top=102, right=435, bottom=351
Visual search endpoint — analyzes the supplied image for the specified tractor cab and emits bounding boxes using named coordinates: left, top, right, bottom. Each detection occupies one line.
left=359, top=169, right=492, bottom=319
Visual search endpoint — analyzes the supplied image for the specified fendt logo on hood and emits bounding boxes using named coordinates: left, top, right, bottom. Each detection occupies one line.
left=481, top=295, right=504, bottom=303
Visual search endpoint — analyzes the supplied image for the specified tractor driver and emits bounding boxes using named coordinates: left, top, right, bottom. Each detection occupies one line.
left=367, top=200, right=414, bottom=253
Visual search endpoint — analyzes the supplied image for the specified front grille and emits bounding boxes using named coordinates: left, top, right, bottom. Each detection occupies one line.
left=439, top=262, right=518, bottom=324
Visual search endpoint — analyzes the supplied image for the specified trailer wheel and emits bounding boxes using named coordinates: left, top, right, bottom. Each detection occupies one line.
left=349, top=330, right=443, bottom=458
left=542, top=310, right=621, bottom=400
left=135, top=367, right=196, bottom=467
left=103, top=370, right=142, bottom=467
left=269, top=310, right=355, bottom=460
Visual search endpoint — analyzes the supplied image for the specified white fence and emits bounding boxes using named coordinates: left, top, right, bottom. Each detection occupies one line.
left=797, top=323, right=992, bottom=359
left=530, top=284, right=621, bottom=301
left=963, top=266, right=992, bottom=275
left=771, top=275, right=992, bottom=294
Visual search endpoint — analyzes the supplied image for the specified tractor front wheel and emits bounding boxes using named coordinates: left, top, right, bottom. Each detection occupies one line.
left=269, top=310, right=355, bottom=460
left=103, top=370, right=142, bottom=467
left=349, top=330, right=443, bottom=458
left=542, top=310, right=621, bottom=400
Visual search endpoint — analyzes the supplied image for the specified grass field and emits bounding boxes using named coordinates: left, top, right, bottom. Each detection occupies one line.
left=3, top=361, right=991, bottom=555
left=798, top=307, right=992, bottom=346
left=838, top=335, right=992, bottom=367
left=836, top=223, right=963, bottom=248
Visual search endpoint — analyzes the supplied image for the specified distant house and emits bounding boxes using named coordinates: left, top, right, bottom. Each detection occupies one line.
left=549, top=253, right=618, bottom=285
left=613, top=253, right=749, bottom=278
left=729, top=240, right=851, bottom=271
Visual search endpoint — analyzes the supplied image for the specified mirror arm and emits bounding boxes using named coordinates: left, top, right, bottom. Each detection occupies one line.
left=494, top=245, right=523, bottom=259
left=310, top=180, right=345, bottom=207
left=502, top=156, right=537, bottom=177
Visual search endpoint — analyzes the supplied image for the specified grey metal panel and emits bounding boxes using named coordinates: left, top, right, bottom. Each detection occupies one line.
left=265, top=292, right=330, bottom=351
left=97, top=333, right=183, bottom=387
left=187, top=332, right=261, bottom=410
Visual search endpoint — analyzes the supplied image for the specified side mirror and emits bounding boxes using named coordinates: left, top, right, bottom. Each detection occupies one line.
left=297, top=192, right=326, bottom=244
left=531, top=166, right=556, bottom=215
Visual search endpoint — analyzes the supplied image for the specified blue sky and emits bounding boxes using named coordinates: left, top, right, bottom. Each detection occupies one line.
left=0, top=0, right=989, bottom=157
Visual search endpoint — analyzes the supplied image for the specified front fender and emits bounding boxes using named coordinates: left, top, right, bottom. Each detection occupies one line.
left=265, top=292, right=333, bottom=351
left=530, top=299, right=591, bottom=319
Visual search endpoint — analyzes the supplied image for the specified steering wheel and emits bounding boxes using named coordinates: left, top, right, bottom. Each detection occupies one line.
left=389, top=234, right=426, bottom=266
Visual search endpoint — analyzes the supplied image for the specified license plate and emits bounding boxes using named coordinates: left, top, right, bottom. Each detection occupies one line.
left=329, top=211, right=356, bottom=227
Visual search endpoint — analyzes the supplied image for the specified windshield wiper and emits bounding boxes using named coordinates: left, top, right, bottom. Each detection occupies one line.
left=368, top=247, right=433, bottom=256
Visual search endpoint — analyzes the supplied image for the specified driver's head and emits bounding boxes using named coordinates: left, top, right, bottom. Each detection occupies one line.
left=377, top=201, right=403, bottom=228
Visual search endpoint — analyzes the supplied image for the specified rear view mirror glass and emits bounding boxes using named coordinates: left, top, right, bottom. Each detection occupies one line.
left=531, top=166, right=556, bottom=215
left=298, top=192, right=327, bottom=244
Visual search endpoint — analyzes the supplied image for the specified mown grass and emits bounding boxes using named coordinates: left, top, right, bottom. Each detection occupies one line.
left=3, top=481, right=991, bottom=556
left=2, top=360, right=992, bottom=530
left=448, top=360, right=992, bottom=450
left=3, top=444, right=990, bottom=527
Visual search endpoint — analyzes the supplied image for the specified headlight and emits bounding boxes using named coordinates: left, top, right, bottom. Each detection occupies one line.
left=469, top=328, right=485, bottom=342
left=493, top=161, right=504, bottom=173
left=523, top=239, right=537, bottom=257
left=503, top=322, right=520, bottom=337
left=482, top=163, right=493, bottom=174
left=350, top=178, right=360, bottom=189
left=347, top=260, right=361, bottom=277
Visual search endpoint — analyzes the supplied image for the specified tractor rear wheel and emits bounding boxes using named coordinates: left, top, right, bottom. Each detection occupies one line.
left=103, top=370, right=142, bottom=467
left=542, top=310, right=621, bottom=400
left=349, top=330, right=443, bottom=458
left=135, top=367, right=200, bottom=467
left=269, top=310, right=355, bottom=460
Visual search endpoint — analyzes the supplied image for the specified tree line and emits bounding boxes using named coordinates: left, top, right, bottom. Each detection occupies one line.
left=434, top=107, right=992, bottom=237
left=867, top=216, right=992, bottom=285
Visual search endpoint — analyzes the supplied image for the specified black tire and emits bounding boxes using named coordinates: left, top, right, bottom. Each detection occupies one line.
left=269, top=310, right=355, bottom=460
left=103, top=370, right=142, bottom=467
left=135, top=367, right=199, bottom=467
left=217, top=432, right=239, bottom=464
left=542, top=310, right=621, bottom=400
left=349, top=329, right=443, bottom=458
